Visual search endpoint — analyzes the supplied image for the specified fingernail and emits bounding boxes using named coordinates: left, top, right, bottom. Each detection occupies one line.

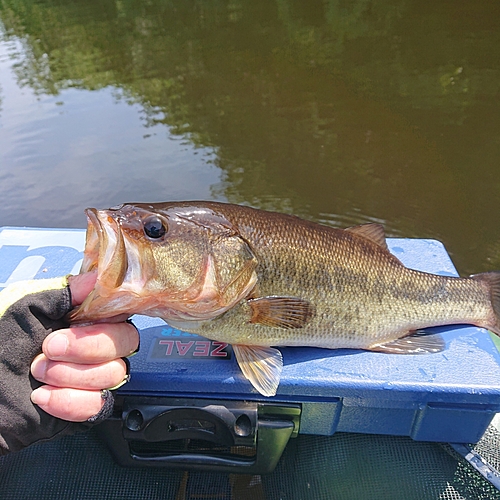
left=31, top=357, right=48, bottom=380
left=31, top=387, right=51, bottom=406
left=46, top=333, right=68, bottom=358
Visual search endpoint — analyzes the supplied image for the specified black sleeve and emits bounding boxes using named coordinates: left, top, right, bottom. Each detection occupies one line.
left=0, top=277, right=113, bottom=454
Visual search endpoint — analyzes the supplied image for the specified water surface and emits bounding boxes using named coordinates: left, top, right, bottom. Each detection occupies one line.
left=1, top=0, right=500, bottom=274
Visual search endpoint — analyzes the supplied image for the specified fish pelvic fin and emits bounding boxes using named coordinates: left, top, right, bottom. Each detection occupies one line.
left=471, top=271, right=500, bottom=335
left=247, top=296, right=315, bottom=329
left=368, top=331, right=445, bottom=354
left=233, top=345, right=283, bottom=397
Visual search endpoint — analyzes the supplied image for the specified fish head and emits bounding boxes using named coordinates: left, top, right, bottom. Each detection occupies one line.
left=69, top=203, right=258, bottom=323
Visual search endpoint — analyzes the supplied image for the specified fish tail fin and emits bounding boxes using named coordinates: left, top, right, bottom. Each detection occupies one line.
left=471, top=271, right=500, bottom=335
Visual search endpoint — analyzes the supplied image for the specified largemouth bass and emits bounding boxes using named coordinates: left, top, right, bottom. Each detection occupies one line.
left=69, top=201, right=500, bottom=396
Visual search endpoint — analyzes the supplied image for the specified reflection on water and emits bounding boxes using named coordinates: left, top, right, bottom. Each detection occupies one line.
left=0, top=37, right=219, bottom=228
left=1, top=0, right=500, bottom=274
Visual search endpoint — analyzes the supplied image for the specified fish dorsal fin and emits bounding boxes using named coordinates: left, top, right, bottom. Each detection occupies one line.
left=248, top=296, right=315, bottom=329
left=368, top=331, right=445, bottom=354
left=345, top=223, right=388, bottom=250
left=233, top=345, right=283, bottom=396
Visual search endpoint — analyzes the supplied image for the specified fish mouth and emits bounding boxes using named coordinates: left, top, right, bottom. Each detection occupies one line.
left=81, top=208, right=128, bottom=292
left=69, top=208, right=132, bottom=323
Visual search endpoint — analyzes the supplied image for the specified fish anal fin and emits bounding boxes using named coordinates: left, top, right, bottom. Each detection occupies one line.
left=368, top=331, right=445, bottom=354
left=248, top=296, right=315, bottom=329
left=233, top=345, right=283, bottom=397
left=345, top=223, right=388, bottom=250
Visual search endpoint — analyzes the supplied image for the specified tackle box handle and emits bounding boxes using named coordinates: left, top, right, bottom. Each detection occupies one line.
left=97, top=397, right=300, bottom=475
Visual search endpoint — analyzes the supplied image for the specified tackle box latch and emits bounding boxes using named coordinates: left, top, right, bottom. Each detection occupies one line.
left=97, top=396, right=300, bottom=474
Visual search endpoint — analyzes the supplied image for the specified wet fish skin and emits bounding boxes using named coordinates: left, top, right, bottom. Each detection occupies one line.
left=176, top=205, right=497, bottom=346
left=69, top=201, right=500, bottom=396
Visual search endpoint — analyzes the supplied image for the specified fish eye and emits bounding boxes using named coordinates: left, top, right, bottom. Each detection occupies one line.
left=143, top=216, right=167, bottom=239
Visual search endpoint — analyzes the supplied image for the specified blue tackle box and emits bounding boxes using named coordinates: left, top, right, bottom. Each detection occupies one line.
left=2, top=226, right=500, bottom=474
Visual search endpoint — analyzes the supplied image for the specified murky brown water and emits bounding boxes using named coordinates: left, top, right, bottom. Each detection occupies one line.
left=1, top=0, right=500, bottom=275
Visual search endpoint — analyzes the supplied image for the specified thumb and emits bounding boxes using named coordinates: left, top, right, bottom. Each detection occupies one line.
left=68, top=272, right=97, bottom=306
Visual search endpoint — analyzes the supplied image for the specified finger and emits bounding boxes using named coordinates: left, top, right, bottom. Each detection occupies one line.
left=42, top=322, right=139, bottom=363
left=31, top=386, right=105, bottom=422
left=31, top=354, right=128, bottom=390
left=68, top=272, right=97, bottom=306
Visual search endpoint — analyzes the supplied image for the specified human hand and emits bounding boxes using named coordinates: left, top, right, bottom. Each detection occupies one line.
left=0, top=273, right=138, bottom=454
left=30, top=273, right=139, bottom=421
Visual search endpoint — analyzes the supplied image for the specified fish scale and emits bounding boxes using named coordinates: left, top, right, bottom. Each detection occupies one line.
left=69, top=201, right=500, bottom=396
left=192, top=205, right=488, bottom=347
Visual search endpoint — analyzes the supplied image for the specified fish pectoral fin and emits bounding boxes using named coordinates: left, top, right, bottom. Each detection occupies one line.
left=247, top=296, right=315, bottom=329
left=345, top=223, right=388, bottom=249
left=233, top=345, right=283, bottom=397
left=368, top=331, right=445, bottom=354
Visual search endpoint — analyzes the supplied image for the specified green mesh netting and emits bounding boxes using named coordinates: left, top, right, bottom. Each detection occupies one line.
left=1, top=425, right=500, bottom=499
